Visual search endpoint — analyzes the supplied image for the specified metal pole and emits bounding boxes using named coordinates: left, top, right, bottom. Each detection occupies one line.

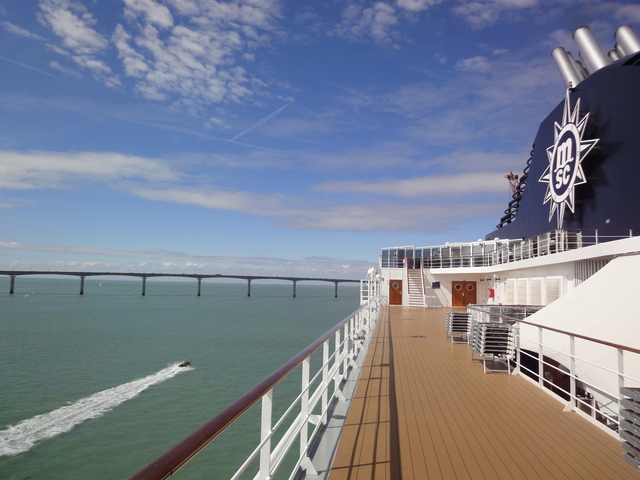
left=538, top=328, right=544, bottom=388
left=569, top=336, right=576, bottom=411
left=300, top=358, right=310, bottom=462
left=618, top=348, right=625, bottom=418
left=258, top=389, right=273, bottom=480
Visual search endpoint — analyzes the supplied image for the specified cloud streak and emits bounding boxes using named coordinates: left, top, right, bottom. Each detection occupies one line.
left=0, top=241, right=372, bottom=278
left=0, top=149, right=507, bottom=233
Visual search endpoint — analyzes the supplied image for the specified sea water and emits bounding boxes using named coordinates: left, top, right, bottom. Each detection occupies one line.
left=0, top=277, right=360, bottom=479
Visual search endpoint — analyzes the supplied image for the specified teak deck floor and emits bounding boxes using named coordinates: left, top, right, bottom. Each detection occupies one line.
left=328, top=306, right=638, bottom=479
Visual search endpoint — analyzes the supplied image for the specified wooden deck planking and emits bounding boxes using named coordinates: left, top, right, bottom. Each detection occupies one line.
left=329, top=309, right=393, bottom=480
left=328, top=306, right=638, bottom=479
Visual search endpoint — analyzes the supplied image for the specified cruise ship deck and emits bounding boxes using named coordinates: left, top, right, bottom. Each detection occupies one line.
left=328, top=306, right=638, bottom=479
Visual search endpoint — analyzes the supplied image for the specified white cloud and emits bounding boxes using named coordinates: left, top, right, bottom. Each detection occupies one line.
left=0, top=241, right=372, bottom=277
left=0, top=148, right=505, bottom=233
left=614, top=4, right=640, bottom=24
left=38, top=0, right=120, bottom=85
left=0, top=151, right=178, bottom=190
left=33, top=0, right=286, bottom=109
left=112, top=1, right=283, bottom=108
left=280, top=201, right=500, bottom=232
left=1, top=21, right=46, bottom=40
left=122, top=0, right=174, bottom=29
left=453, top=0, right=538, bottom=28
left=396, top=0, right=444, bottom=12
left=455, top=55, right=491, bottom=72
left=315, top=172, right=507, bottom=198
left=113, top=24, right=149, bottom=78
left=49, top=60, right=83, bottom=77
left=38, top=0, right=107, bottom=53
left=334, top=2, right=399, bottom=45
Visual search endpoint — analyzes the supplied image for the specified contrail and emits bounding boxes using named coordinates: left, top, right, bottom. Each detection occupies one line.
left=227, top=103, right=291, bottom=143
left=0, top=55, right=63, bottom=80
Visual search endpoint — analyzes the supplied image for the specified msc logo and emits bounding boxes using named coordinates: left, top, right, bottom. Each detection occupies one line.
left=539, top=91, right=599, bottom=228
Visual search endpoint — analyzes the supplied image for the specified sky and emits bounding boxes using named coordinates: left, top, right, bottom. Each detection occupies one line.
left=0, top=0, right=639, bottom=280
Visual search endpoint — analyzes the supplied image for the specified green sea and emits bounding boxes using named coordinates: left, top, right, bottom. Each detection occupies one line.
left=0, top=277, right=361, bottom=479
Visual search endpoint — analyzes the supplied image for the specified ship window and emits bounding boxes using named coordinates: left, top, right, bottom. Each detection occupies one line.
left=467, top=284, right=474, bottom=291
left=455, top=284, right=462, bottom=290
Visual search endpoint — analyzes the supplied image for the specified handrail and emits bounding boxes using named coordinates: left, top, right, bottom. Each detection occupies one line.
left=467, top=305, right=640, bottom=355
left=380, top=228, right=637, bottom=270
left=466, top=304, right=640, bottom=433
left=129, top=305, right=368, bottom=480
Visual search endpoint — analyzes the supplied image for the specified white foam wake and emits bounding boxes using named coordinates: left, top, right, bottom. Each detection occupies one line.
left=0, top=364, right=187, bottom=457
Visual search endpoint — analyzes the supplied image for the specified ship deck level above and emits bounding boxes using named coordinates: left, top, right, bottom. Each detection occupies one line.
left=327, top=306, right=638, bottom=479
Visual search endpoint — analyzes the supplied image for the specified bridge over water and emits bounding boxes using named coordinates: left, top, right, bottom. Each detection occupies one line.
left=0, top=271, right=361, bottom=297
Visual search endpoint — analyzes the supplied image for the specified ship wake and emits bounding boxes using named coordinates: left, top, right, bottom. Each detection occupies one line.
left=0, top=364, right=186, bottom=457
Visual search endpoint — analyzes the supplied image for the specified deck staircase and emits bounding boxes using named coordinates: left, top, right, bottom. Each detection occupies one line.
left=407, top=268, right=424, bottom=307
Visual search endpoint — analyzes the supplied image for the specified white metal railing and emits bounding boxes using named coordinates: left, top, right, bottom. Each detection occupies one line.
left=236, top=304, right=377, bottom=480
left=131, top=288, right=383, bottom=480
left=468, top=305, right=640, bottom=434
left=380, top=228, right=637, bottom=270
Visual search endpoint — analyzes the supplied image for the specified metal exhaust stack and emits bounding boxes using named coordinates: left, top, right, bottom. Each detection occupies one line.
left=573, top=26, right=611, bottom=74
left=615, top=25, right=640, bottom=57
left=551, top=47, right=582, bottom=88
left=551, top=24, right=639, bottom=88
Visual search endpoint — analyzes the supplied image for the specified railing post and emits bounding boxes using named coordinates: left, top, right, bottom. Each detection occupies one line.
left=569, top=336, right=576, bottom=412
left=538, top=327, right=544, bottom=388
left=342, top=324, right=349, bottom=375
left=259, top=389, right=273, bottom=480
left=618, top=348, right=624, bottom=417
left=300, top=358, right=310, bottom=467
left=335, top=330, right=342, bottom=378
left=322, top=341, right=329, bottom=421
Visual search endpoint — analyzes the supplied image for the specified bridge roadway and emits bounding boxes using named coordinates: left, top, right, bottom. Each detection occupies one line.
left=0, top=271, right=360, bottom=297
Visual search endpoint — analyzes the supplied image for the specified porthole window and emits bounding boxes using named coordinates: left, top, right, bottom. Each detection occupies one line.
left=392, top=282, right=400, bottom=289
left=455, top=284, right=462, bottom=290
left=467, top=284, right=474, bottom=291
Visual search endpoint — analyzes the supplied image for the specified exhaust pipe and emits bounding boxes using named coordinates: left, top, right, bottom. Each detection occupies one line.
left=573, top=26, right=611, bottom=74
left=551, top=24, right=637, bottom=87
left=614, top=25, right=640, bottom=57
left=551, top=47, right=582, bottom=88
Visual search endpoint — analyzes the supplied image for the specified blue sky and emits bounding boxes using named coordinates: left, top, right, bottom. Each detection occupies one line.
left=0, top=0, right=638, bottom=279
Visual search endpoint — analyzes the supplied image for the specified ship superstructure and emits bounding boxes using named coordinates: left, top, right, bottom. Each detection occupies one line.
left=379, top=24, right=640, bottom=312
